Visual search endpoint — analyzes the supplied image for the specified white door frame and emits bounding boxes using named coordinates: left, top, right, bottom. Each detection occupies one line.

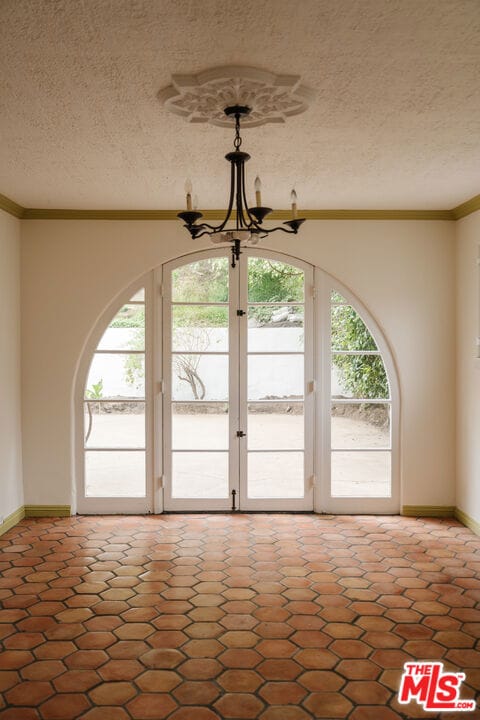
left=160, top=247, right=315, bottom=512
left=238, top=248, right=315, bottom=511
left=314, top=269, right=401, bottom=514
left=74, top=275, right=155, bottom=514
left=161, top=248, right=235, bottom=511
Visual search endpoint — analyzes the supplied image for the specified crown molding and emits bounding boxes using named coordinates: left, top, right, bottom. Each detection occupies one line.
left=17, top=207, right=456, bottom=221
left=3, top=192, right=480, bottom=221
left=451, top=193, right=480, bottom=220
left=0, top=192, right=24, bottom=218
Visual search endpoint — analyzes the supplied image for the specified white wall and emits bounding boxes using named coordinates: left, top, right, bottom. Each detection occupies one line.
left=0, top=209, right=23, bottom=520
left=456, top=210, right=480, bottom=525
left=20, top=218, right=456, bottom=510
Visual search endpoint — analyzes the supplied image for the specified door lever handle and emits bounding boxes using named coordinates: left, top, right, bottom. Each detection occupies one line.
left=236, top=430, right=246, bottom=438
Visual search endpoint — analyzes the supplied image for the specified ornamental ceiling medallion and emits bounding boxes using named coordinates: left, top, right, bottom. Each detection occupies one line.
left=159, top=65, right=313, bottom=127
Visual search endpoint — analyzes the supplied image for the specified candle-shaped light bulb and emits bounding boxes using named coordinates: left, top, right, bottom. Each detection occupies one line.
left=291, top=188, right=298, bottom=219
left=193, top=194, right=198, bottom=211
left=254, top=176, right=262, bottom=207
left=185, top=178, right=193, bottom=211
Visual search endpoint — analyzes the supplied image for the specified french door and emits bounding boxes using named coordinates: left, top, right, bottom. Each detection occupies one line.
left=162, top=249, right=314, bottom=511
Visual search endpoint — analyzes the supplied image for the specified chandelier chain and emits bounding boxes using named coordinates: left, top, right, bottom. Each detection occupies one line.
left=234, top=113, right=242, bottom=150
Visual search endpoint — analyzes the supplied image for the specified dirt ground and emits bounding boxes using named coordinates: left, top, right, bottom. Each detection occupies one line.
left=84, top=413, right=391, bottom=500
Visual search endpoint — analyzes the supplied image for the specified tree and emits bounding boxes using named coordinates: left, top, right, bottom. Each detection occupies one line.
left=331, top=304, right=389, bottom=399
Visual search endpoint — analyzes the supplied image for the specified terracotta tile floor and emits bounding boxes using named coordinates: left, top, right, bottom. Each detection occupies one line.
left=0, top=514, right=479, bottom=720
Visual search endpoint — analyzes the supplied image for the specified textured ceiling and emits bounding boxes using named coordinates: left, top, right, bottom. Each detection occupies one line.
left=1, top=0, right=479, bottom=210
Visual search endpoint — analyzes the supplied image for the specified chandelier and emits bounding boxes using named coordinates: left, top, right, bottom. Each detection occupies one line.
left=177, top=105, right=305, bottom=267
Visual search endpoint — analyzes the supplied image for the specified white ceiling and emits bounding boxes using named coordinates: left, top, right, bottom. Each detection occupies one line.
left=1, top=0, right=479, bottom=211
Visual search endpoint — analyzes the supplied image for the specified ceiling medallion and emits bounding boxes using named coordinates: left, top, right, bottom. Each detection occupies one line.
left=159, top=65, right=313, bottom=127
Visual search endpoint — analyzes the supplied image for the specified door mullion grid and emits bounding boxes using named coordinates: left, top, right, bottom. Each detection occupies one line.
left=162, top=265, right=173, bottom=510
left=228, top=257, right=240, bottom=508
left=238, top=256, right=248, bottom=510
left=303, top=266, right=315, bottom=510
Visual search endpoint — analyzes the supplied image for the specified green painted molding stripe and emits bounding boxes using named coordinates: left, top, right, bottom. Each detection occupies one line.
left=1, top=504, right=479, bottom=537
left=2, top=189, right=480, bottom=221
left=402, top=505, right=455, bottom=517
left=454, top=507, right=480, bottom=536
left=19, top=208, right=455, bottom=221
left=0, top=192, right=24, bottom=219
left=0, top=191, right=471, bottom=221
left=0, top=506, right=26, bottom=537
left=452, top=193, right=480, bottom=220
left=24, top=505, right=71, bottom=518
left=0, top=505, right=71, bottom=537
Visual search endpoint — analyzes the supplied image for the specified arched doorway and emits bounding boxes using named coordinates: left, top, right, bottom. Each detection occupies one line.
left=76, top=248, right=399, bottom=514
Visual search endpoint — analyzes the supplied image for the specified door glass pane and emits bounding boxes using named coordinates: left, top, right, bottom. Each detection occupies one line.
left=248, top=258, right=304, bottom=302
left=172, top=452, right=229, bottom=498
left=332, top=354, right=389, bottom=399
left=331, top=452, right=391, bottom=497
left=331, top=305, right=377, bottom=351
left=331, top=403, right=390, bottom=449
left=331, top=290, right=347, bottom=304
left=172, top=306, right=228, bottom=352
left=172, top=354, right=228, bottom=401
left=248, top=355, right=303, bottom=400
left=248, top=452, right=304, bottom=498
left=85, top=451, right=145, bottom=497
left=248, top=402, right=303, bottom=450
left=248, top=306, right=304, bottom=352
left=172, top=403, right=228, bottom=450
left=84, top=402, right=145, bottom=448
left=86, top=354, right=145, bottom=399
left=97, top=305, right=145, bottom=351
left=172, top=258, right=229, bottom=303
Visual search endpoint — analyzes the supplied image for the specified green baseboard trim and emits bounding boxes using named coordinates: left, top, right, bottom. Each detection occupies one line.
left=24, top=505, right=71, bottom=518
left=402, top=505, right=455, bottom=518
left=1, top=504, right=478, bottom=537
left=454, top=507, right=480, bottom=536
left=0, top=506, right=26, bottom=536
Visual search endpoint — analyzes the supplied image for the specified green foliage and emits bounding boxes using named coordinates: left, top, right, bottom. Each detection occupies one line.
left=173, top=306, right=228, bottom=327
left=248, top=259, right=303, bottom=303
left=85, top=379, right=103, bottom=400
left=331, top=305, right=377, bottom=352
left=111, top=306, right=145, bottom=328
left=333, top=355, right=389, bottom=399
left=124, top=327, right=145, bottom=390
left=172, top=258, right=229, bottom=303
left=331, top=304, right=389, bottom=399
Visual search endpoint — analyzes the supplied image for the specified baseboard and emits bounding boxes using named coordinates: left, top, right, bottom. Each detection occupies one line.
left=401, top=505, right=455, bottom=517
left=0, top=506, right=26, bottom=536
left=24, top=505, right=71, bottom=518
left=454, top=507, right=480, bottom=536
left=1, top=504, right=478, bottom=537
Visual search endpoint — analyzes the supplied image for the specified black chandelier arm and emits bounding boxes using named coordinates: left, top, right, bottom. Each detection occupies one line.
left=193, top=221, right=227, bottom=233
left=215, top=160, right=237, bottom=233
left=186, top=227, right=213, bottom=240
left=236, top=159, right=248, bottom=229
left=259, top=220, right=306, bottom=235
left=240, top=161, right=263, bottom=232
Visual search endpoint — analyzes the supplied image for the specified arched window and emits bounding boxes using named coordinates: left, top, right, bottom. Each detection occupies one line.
left=75, top=253, right=399, bottom=514
left=327, top=288, right=396, bottom=511
left=77, top=284, right=152, bottom=514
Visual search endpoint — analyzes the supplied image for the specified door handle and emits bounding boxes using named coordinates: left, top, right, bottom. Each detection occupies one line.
left=236, top=430, right=246, bottom=438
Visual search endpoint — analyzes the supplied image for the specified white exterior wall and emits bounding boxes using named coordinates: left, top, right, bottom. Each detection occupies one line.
left=0, top=209, right=23, bottom=520
left=20, top=218, right=456, bottom=510
left=456, top=210, right=480, bottom=525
